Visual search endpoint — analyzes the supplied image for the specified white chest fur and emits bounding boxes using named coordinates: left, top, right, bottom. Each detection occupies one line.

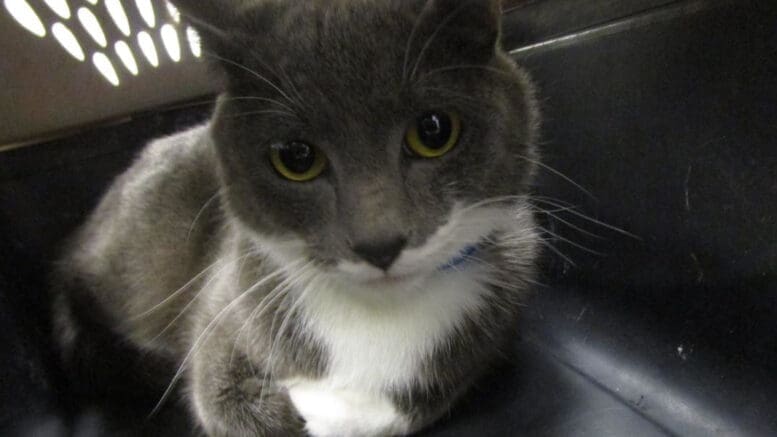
left=297, top=266, right=488, bottom=394
left=283, top=267, right=488, bottom=436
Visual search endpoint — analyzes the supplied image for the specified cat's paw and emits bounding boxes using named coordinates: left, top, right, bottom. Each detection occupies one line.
left=286, top=381, right=409, bottom=437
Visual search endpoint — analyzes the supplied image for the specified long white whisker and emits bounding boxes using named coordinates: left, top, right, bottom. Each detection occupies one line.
left=538, top=239, right=577, bottom=267
left=529, top=195, right=576, bottom=209
left=258, top=267, right=316, bottom=408
left=517, top=154, right=597, bottom=200
left=203, top=51, right=300, bottom=111
left=162, top=95, right=296, bottom=113
left=130, top=253, right=247, bottom=322
left=222, top=110, right=300, bottom=120
left=538, top=226, right=605, bottom=256
left=227, top=96, right=298, bottom=114
left=274, top=63, right=308, bottom=113
left=457, top=195, right=528, bottom=215
left=147, top=252, right=259, bottom=344
left=530, top=206, right=606, bottom=240
left=530, top=198, right=641, bottom=239
left=186, top=190, right=222, bottom=242
left=230, top=262, right=314, bottom=367
left=149, top=263, right=293, bottom=417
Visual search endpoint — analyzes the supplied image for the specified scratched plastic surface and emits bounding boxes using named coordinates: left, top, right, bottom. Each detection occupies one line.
left=1, top=0, right=776, bottom=435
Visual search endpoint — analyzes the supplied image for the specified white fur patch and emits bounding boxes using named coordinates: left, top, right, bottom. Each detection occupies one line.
left=277, top=202, right=517, bottom=395
left=286, top=379, right=409, bottom=437
left=256, top=201, right=533, bottom=434
left=298, top=265, right=490, bottom=394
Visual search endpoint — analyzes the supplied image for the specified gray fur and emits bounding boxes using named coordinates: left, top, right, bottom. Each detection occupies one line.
left=54, top=0, right=541, bottom=435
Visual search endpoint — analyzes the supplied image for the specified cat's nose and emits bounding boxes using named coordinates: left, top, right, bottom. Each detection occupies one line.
left=352, top=236, right=408, bottom=271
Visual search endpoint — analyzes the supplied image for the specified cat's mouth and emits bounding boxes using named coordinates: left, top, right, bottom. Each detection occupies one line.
left=362, top=272, right=420, bottom=287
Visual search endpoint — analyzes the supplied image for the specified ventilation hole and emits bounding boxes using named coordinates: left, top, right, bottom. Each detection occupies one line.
left=4, top=0, right=46, bottom=37
left=43, top=0, right=70, bottom=19
left=77, top=7, right=106, bottom=47
left=137, top=30, right=158, bottom=67
left=114, top=40, right=138, bottom=75
left=186, top=26, right=201, bottom=58
left=160, top=24, right=180, bottom=62
left=92, top=52, right=120, bottom=86
left=105, top=0, right=130, bottom=36
left=165, top=1, right=179, bottom=23
left=134, top=0, right=154, bottom=28
left=51, top=22, right=84, bottom=61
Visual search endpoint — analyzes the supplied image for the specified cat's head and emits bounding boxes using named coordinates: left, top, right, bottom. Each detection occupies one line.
left=174, top=0, right=540, bottom=287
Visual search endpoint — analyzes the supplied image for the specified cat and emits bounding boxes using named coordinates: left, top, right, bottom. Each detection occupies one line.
left=53, top=0, right=541, bottom=435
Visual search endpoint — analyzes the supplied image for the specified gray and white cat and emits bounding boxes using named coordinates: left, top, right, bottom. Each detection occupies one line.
left=54, top=0, right=541, bottom=435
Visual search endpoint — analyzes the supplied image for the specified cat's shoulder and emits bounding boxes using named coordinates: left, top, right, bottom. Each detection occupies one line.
left=138, top=123, right=213, bottom=168
left=119, top=123, right=217, bottom=196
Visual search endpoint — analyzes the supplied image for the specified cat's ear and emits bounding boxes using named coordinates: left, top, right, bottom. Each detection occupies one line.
left=411, top=0, right=502, bottom=69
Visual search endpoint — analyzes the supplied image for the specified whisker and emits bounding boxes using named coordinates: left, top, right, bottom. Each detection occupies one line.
left=149, top=262, right=297, bottom=417
left=230, top=262, right=314, bottom=367
left=130, top=253, right=245, bottom=321
left=227, top=96, right=299, bottom=114
left=259, top=267, right=317, bottom=408
left=221, top=110, right=300, bottom=120
left=517, top=154, right=597, bottom=200
left=538, top=239, right=577, bottom=267
left=162, top=95, right=302, bottom=116
left=538, top=226, right=605, bottom=256
left=202, top=51, right=301, bottom=112
left=528, top=195, right=576, bottom=208
left=147, top=252, right=260, bottom=344
left=530, top=205, right=606, bottom=240
left=457, top=194, right=529, bottom=215
left=234, top=262, right=315, bottom=377
left=463, top=253, right=549, bottom=290
left=402, top=0, right=432, bottom=82
left=250, top=55, right=309, bottom=114
left=186, top=190, right=222, bottom=242
left=530, top=198, right=641, bottom=240
left=274, top=63, right=308, bottom=113
left=409, top=1, right=472, bottom=81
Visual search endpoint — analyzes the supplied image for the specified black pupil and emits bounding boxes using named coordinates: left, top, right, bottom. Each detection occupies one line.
left=417, top=112, right=452, bottom=149
left=280, top=142, right=316, bottom=174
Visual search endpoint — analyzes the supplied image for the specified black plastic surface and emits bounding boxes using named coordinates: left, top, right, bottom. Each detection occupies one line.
left=1, top=0, right=776, bottom=435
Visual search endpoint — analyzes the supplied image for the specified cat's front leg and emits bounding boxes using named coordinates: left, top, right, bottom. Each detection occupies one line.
left=189, top=326, right=304, bottom=437
left=285, top=379, right=411, bottom=437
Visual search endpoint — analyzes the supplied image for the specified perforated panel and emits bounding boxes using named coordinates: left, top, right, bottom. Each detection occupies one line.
left=0, top=0, right=216, bottom=147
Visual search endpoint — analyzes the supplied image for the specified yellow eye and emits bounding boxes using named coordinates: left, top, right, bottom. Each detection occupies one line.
left=405, top=111, right=461, bottom=158
left=270, top=141, right=327, bottom=182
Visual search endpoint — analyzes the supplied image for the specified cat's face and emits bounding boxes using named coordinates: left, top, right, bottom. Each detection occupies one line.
left=185, top=0, right=539, bottom=286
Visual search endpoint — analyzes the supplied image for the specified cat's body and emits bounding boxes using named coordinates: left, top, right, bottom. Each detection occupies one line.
left=54, top=1, right=541, bottom=435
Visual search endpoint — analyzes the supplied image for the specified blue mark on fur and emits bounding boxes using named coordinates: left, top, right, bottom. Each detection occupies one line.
left=440, top=245, right=479, bottom=271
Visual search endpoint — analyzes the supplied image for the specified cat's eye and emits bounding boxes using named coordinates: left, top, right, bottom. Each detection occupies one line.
left=270, top=141, right=327, bottom=182
left=405, top=111, right=461, bottom=159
